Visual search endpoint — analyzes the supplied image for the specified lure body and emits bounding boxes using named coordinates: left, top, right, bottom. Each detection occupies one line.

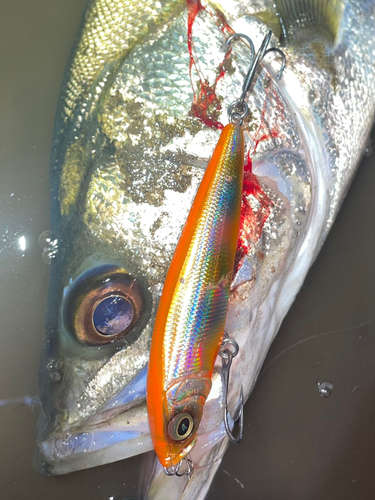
left=147, top=123, right=244, bottom=468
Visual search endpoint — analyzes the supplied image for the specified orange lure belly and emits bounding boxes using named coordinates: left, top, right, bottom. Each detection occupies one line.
left=147, top=123, right=244, bottom=468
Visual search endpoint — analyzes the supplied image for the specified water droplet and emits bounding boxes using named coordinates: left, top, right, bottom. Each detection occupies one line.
left=55, top=359, right=64, bottom=370
left=49, top=371, right=62, bottom=383
left=364, top=139, right=372, bottom=157
left=54, top=433, right=73, bottom=458
left=317, top=381, right=333, bottom=398
left=38, top=230, right=58, bottom=264
left=46, top=360, right=56, bottom=371
left=38, top=230, right=51, bottom=248
left=74, top=365, right=86, bottom=376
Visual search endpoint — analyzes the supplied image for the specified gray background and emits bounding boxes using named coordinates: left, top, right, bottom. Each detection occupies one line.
left=0, top=1, right=374, bottom=499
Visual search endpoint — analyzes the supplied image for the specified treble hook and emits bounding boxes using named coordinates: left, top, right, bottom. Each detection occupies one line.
left=163, top=456, right=194, bottom=480
left=219, top=333, right=244, bottom=444
left=225, top=30, right=286, bottom=123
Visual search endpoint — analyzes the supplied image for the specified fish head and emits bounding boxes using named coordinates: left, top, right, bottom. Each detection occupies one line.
left=34, top=0, right=315, bottom=474
left=36, top=0, right=375, bottom=493
left=35, top=122, right=202, bottom=472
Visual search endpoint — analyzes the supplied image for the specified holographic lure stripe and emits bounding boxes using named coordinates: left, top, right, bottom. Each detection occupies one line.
left=147, top=123, right=244, bottom=467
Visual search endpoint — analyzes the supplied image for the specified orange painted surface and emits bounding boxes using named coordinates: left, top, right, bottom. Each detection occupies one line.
left=147, top=123, right=244, bottom=467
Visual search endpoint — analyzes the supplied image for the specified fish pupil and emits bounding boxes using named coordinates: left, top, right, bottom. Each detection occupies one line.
left=93, top=295, right=133, bottom=335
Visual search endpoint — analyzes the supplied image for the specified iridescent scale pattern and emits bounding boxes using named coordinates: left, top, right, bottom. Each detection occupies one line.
left=147, top=123, right=244, bottom=466
left=163, top=125, right=243, bottom=382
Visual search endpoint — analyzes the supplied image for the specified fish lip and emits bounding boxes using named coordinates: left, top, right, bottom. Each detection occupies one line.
left=35, top=428, right=152, bottom=476
left=36, top=363, right=151, bottom=473
left=35, top=397, right=151, bottom=474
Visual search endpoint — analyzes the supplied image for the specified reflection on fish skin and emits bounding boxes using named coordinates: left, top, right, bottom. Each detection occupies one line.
left=35, top=0, right=375, bottom=499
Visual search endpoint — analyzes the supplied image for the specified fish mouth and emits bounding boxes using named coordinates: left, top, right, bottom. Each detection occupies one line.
left=35, top=366, right=227, bottom=475
left=35, top=406, right=153, bottom=476
left=35, top=366, right=153, bottom=475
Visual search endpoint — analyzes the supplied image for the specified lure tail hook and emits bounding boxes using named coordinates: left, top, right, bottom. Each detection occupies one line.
left=163, top=456, right=194, bottom=480
left=219, top=334, right=244, bottom=444
left=226, top=30, right=286, bottom=123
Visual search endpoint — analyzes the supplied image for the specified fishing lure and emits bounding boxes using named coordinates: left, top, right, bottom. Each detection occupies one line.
left=146, top=30, right=286, bottom=474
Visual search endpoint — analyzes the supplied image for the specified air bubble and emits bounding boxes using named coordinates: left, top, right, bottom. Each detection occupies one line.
left=74, top=365, right=86, bottom=376
left=54, top=433, right=73, bottom=459
left=49, top=371, right=62, bottom=383
left=364, top=139, right=372, bottom=157
left=46, top=360, right=55, bottom=371
left=76, top=432, right=94, bottom=453
left=317, top=381, right=333, bottom=398
left=55, top=359, right=64, bottom=370
left=38, top=230, right=58, bottom=264
left=47, top=359, right=63, bottom=378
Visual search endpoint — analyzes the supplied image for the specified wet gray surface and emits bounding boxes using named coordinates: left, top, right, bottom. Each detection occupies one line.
left=0, top=1, right=374, bottom=499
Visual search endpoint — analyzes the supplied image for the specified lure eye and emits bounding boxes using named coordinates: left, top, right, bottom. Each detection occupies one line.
left=64, top=265, right=145, bottom=346
left=167, top=413, right=194, bottom=442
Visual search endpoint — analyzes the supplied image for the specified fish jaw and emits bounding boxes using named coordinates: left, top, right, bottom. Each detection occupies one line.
left=35, top=361, right=151, bottom=475
left=35, top=256, right=156, bottom=474
left=35, top=365, right=228, bottom=475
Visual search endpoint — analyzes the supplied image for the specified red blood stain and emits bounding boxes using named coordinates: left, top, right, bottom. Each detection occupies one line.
left=185, top=1, right=282, bottom=272
left=234, top=84, right=283, bottom=273
left=234, top=150, right=272, bottom=273
left=186, top=0, right=233, bottom=129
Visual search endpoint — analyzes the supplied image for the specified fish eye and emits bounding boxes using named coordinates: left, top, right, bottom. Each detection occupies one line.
left=63, top=265, right=145, bottom=346
left=167, top=412, right=194, bottom=442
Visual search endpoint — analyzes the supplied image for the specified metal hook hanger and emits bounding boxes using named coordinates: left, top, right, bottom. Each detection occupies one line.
left=163, top=456, right=194, bottom=479
left=219, top=333, right=244, bottom=444
left=162, top=332, right=243, bottom=477
left=226, top=30, right=286, bottom=124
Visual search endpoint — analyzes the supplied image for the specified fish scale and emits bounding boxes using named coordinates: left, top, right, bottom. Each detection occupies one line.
left=61, top=0, right=185, bottom=123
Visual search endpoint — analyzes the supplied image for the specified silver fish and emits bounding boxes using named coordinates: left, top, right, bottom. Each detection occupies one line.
left=35, top=0, right=375, bottom=498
